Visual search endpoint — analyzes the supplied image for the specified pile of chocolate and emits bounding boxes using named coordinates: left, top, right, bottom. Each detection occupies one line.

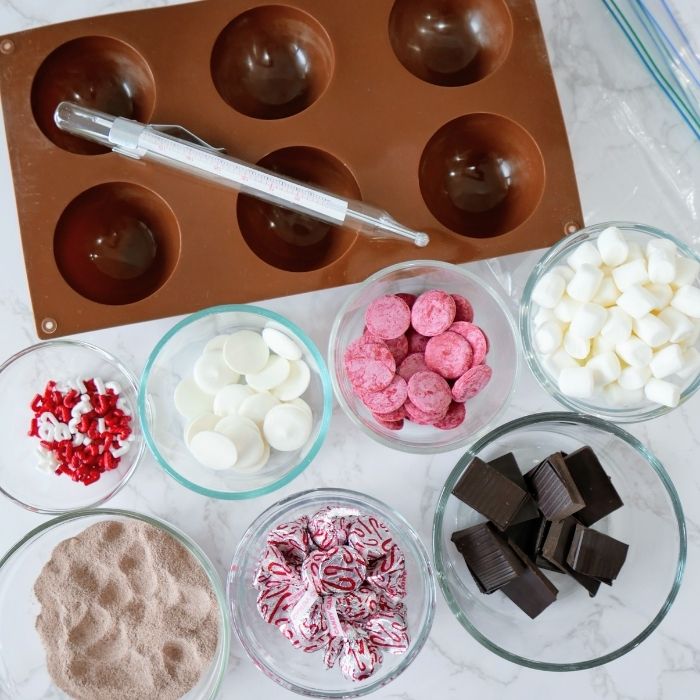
left=451, top=447, right=629, bottom=618
left=254, top=506, right=409, bottom=681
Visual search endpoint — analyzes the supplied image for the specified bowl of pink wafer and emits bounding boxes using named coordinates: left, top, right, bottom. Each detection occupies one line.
left=329, top=261, right=519, bottom=454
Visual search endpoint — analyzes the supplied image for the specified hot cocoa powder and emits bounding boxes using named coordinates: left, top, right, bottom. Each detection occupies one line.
left=34, top=519, right=219, bottom=700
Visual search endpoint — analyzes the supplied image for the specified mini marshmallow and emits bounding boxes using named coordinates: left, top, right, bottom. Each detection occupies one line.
left=597, top=226, right=629, bottom=266
left=677, top=347, right=700, bottom=380
left=618, top=365, right=651, bottom=391
left=570, top=303, right=608, bottom=339
left=605, top=382, right=644, bottom=407
left=658, top=307, right=695, bottom=343
left=670, top=285, right=700, bottom=318
left=646, top=238, right=677, bottom=259
left=647, top=249, right=677, bottom=285
left=535, top=321, right=564, bottom=355
left=563, top=332, right=590, bottom=360
left=544, top=349, right=580, bottom=377
left=600, top=307, right=633, bottom=345
left=567, top=264, right=604, bottom=302
left=644, top=378, right=681, bottom=408
left=592, top=277, right=620, bottom=307
left=616, top=337, right=653, bottom=367
left=553, top=296, right=581, bottom=323
left=559, top=366, right=595, bottom=398
left=532, top=272, right=566, bottom=309
left=586, top=351, right=621, bottom=385
left=633, top=314, right=671, bottom=348
left=616, top=284, right=657, bottom=319
left=567, top=241, right=602, bottom=270
left=552, top=265, right=575, bottom=282
left=645, top=283, right=673, bottom=310
left=673, top=256, right=700, bottom=287
left=534, top=307, right=556, bottom=327
left=649, top=344, right=685, bottom=379
left=683, top=320, right=700, bottom=346
left=592, top=334, right=617, bottom=355
left=612, top=258, right=647, bottom=292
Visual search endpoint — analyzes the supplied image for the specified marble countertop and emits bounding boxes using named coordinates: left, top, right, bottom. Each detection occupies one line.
left=1, top=1, right=699, bottom=698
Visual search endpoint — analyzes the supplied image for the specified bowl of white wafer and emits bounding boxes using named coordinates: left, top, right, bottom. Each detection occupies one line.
left=521, top=222, right=700, bottom=422
left=139, top=305, right=332, bottom=499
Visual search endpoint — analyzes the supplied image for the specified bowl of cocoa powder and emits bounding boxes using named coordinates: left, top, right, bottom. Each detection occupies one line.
left=0, top=509, right=229, bottom=699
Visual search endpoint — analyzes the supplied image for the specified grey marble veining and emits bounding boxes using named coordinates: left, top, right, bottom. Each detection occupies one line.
left=0, top=1, right=699, bottom=698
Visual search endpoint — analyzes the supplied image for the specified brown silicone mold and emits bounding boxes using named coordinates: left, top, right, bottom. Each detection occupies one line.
left=0, top=0, right=582, bottom=339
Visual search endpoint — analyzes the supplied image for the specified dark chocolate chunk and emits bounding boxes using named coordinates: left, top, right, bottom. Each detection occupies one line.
left=452, top=457, right=532, bottom=531
left=541, top=517, right=579, bottom=573
left=564, top=565, right=602, bottom=597
left=564, top=447, right=623, bottom=526
left=566, top=523, right=629, bottom=581
left=531, top=519, right=561, bottom=572
left=501, top=543, right=558, bottom=619
left=504, top=516, right=543, bottom=559
left=525, top=453, right=585, bottom=521
left=451, top=523, right=525, bottom=593
left=489, top=452, right=539, bottom=524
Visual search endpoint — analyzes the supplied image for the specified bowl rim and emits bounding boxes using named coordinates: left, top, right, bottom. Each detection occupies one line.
left=227, top=487, right=437, bottom=697
left=520, top=220, right=700, bottom=422
left=0, top=507, right=230, bottom=698
left=432, top=410, right=687, bottom=671
left=0, top=339, right=145, bottom=514
left=328, top=259, right=521, bottom=454
left=138, top=304, right=333, bottom=500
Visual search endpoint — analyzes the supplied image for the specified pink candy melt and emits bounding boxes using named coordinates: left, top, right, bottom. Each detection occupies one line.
left=410, top=290, right=456, bottom=336
left=407, top=371, right=452, bottom=415
left=365, top=295, right=411, bottom=340
left=452, top=365, right=493, bottom=402
left=424, top=331, right=473, bottom=379
left=344, top=288, right=492, bottom=431
left=361, top=375, right=408, bottom=414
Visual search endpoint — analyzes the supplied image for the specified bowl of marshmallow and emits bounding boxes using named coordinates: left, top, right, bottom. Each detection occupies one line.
left=521, top=222, right=700, bottom=421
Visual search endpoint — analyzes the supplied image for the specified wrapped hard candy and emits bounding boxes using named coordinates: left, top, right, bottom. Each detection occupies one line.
left=308, top=506, right=359, bottom=550
left=364, top=612, right=410, bottom=654
left=334, top=586, right=379, bottom=622
left=339, top=627, right=383, bottom=682
left=302, top=546, right=368, bottom=595
left=256, top=578, right=305, bottom=625
left=266, top=515, right=311, bottom=562
left=347, top=515, right=394, bottom=561
left=366, top=545, right=407, bottom=605
left=253, top=543, right=300, bottom=590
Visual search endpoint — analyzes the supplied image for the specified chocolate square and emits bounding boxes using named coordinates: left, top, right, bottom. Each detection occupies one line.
left=501, top=543, right=558, bottom=619
left=452, top=457, right=532, bottom=531
left=564, top=447, right=623, bottom=526
left=525, top=453, right=585, bottom=521
left=566, top=523, right=629, bottom=581
left=489, top=452, right=539, bottom=524
left=504, top=516, right=543, bottom=559
left=451, top=523, right=525, bottom=593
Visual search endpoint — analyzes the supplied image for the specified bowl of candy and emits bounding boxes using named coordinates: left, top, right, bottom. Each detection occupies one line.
left=0, top=340, right=144, bottom=513
left=328, top=260, right=519, bottom=454
left=521, top=222, right=700, bottom=421
left=139, top=305, right=332, bottom=500
left=433, top=412, right=686, bottom=670
left=228, top=488, right=436, bottom=696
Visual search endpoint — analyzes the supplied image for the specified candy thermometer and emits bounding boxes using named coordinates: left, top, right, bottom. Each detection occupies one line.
left=54, top=102, right=430, bottom=248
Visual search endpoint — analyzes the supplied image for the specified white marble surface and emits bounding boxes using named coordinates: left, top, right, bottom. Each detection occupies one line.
left=1, top=0, right=699, bottom=698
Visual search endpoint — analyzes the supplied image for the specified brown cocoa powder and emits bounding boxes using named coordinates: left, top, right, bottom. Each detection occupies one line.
left=34, top=519, right=219, bottom=700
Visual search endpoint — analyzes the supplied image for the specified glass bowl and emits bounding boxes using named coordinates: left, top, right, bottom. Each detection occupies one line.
left=228, top=488, right=436, bottom=697
left=0, top=508, right=230, bottom=698
left=328, top=261, right=519, bottom=454
left=521, top=221, right=700, bottom=422
left=0, top=340, right=144, bottom=514
left=139, top=305, right=332, bottom=500
left=433, top=412, right=686, bottom=671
